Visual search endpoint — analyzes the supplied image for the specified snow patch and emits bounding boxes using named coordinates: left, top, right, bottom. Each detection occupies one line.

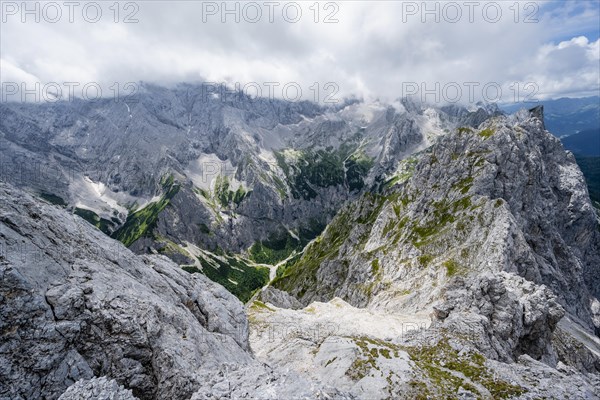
left=70, top=175, right=153, bottom=219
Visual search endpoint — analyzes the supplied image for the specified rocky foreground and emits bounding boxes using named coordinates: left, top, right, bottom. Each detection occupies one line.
left=0, top=183, right=352, bottom=399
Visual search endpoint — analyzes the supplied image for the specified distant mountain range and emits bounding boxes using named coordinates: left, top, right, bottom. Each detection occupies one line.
left=501, top=96, right=599, bottom=137
left=561, top=128, right=600, bottom=156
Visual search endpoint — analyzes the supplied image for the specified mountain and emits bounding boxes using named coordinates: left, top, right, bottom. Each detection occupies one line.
left=251, top=108, right=600, bottom=399
left=1, top=86, right=600, bottom=399
left=0, top=83, right=499, bottom=301
left=0, top=182, right=353, bottom=400
left=272, top=109, right=600, bottom=324
left=562, top=128, right=600, bottom=156
left=501, top=96, right=600, bottom=137
left=501, top=99, right=600, bottom=209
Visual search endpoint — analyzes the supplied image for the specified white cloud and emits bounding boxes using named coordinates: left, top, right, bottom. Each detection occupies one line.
left=521, top=36, right=600, bottom=99
left=0, top=1, right=598, bottom=104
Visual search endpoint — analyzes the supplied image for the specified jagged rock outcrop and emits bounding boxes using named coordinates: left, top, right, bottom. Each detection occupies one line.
left=0, top=183, right=251, bottom=399
left=257, top=286, right=304, bottom=310
left=433, top=272, right=565, bottom=363
left=58, top=377, right=137, bottom=400
left=271, top=109, right=600, bottom=371
left=0, top=183, right=353, bottom=399
left=247, top=297, right=600, bottom=399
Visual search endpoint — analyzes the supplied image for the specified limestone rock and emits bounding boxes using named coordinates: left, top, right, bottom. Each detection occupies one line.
left=0, top=183, right=251, bottom=399
left=58, top=377, right=137, bottom=400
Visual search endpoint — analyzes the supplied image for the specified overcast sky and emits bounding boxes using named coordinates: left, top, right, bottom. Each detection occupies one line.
left=1, top=0, right=599, bottom=105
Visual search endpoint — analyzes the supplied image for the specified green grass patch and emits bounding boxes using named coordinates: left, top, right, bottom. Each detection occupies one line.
left=250, top=300, right=275, bottom=312
left=74, top=207, right=114, bottom=234
left=156, top=236, right=190, bottom=258
left=272, top=192, right=388, bottom=298
left=39, top=192, right=67, bottom=206
left=275, top=143, right=372, bottom=200
left=346, top=337, right=401, bottom=381
left=405, top=337, right=526, bottom=399
left=248, top=230, right=300, bottom=265
left=385, top=157, right=418, bottom=188
left=371, top=258, right=380, bottom=274
left=411, top=196, right=471, bottom=242
left=214, top=175, right=250, bottom=207
left=452, top=176, right=474, bottom=194
left=443, top=259, right=462, bottom=276
left=112, top=175, right=180, bottom=246
left=182, top=266, right=201, bottom=274
left=418, top=254, right=434, bottom=267
left=478, top=128, right=495, bottom=139
left=345, top=151, right=375, bottom=192
left=194, top=252, right=269, bottom=303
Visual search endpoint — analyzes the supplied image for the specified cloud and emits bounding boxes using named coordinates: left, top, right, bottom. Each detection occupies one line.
left=522, top=36, right=600, bottom=98
left=1, top=1, right=598, bottom=104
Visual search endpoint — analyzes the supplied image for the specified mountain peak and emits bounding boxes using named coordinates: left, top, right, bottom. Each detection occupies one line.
left=529, top=105, right=545, bottom=129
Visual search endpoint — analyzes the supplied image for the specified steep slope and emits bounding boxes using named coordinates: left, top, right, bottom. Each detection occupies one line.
left=274, top=108, right=600, bottom=320
left=0, top=183, right=353, bottom=400
left=271, top=108, right=600, bottom=357
left=249, top=108, right=600, bottom=399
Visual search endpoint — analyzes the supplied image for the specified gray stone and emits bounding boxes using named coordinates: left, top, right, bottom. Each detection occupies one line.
left=58, top=377, right=137, bottom=400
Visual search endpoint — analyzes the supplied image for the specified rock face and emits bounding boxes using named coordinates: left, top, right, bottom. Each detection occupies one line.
left=0, top=85, right=498, bottom=263
left=434, top=272, right=565, bottom=363
left=257, top=286, right=304, bottom=310
left=273, top=109, right=600, bottom=325
left=189, top=363, right=356, bottom=400
left=58, top=377, right=136, bottom=400
left=269, top=109, right=600, bottom=384
left=0, top=183, right=353, bottom=400
left=0, top=183, right=252, bottom=399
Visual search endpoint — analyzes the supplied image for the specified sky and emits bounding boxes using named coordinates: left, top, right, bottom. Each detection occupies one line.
left=1, top=0, right=599, bottom=105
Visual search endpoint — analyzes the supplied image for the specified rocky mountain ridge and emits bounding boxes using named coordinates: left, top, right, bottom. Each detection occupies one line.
left=253, top=108, right=600, bottom=398
left=2, top=177, right=599, bottom=399
left=272, top=109, right=600, bottom=326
